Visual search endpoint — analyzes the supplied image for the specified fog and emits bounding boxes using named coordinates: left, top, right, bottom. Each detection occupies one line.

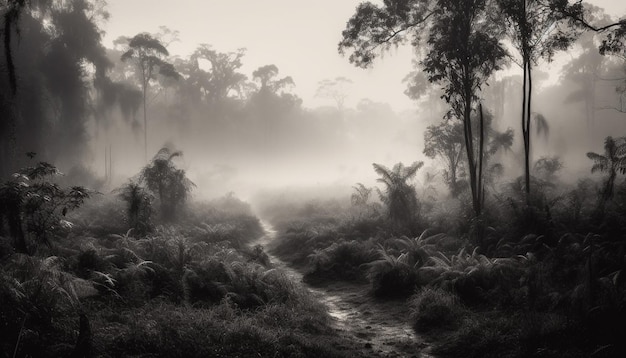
left=1, top=0, right=625, bottom=207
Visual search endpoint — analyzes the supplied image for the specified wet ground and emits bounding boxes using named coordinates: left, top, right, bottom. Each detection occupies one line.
left=255, top=222, right=434, bottom=358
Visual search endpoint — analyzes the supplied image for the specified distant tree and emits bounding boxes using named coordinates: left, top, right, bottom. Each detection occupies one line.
left=252, top=64, right=293, bottom=93
left=190, top=45, right=248, bottom=108
left=351, top=182, right=373, bottom=207
left=373, top=161, right=423, bottom=226
left=561, top=4, right=613, bottom=129
left=424, top=109, right=513, bottom=198
left=248, top=64, right=301, bottom=143
left=139, top=147, right=195, bottom=221
left=423, top=119, right=464, bottom=197
left=533, top=156, right=563, bottom=183
left=586, top=136, right=626, bottom=214
left=315, top=76, right=353, bottom=110
left=121, top=33, right=180, bottom=162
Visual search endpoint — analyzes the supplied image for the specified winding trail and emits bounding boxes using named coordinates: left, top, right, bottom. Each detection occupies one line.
left=255, top=221, right=434, bottom=358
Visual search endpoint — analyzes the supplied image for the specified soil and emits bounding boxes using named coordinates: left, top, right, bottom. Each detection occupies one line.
left=255, top=221, right=434, bottom=358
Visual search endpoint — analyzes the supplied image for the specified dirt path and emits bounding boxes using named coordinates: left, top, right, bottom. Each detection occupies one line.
left=255, top=221, right=434, bottom=358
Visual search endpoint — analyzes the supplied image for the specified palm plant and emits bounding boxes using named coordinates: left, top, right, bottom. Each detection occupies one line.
left=139, top=147, right=195, bottom=221
left=116, top=180, right=153, bottom=234
left=373, top=161, right=423, bottom=228
left=586, top=136, right=626, bottom=214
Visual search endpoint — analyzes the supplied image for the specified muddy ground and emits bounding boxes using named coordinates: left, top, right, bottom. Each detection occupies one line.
left=255, top=222, right=434, bottom=358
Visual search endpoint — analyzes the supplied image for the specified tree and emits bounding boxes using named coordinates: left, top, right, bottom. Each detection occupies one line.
left=1, top=0, right=111, bottom=176
left=423, top=119, right=464, bottom=197
left=315, top=76, right=353, bottom=110
left=121, top=33, right=180, bottom=162
left=495, top=0, right=582, bottom=204
left=533, top=156, right=563, bottom=183
left=2, top=0, right=28, bottom=94
left=139, top=147, right=195, bottom=221
left=561, top=4, right=613, bottom=129
left=189, top=45, right=248, bottom=108
left=424, top=109, right=514, bottom=198
left=340, top=0, right=506, bottom=217
left=252, top=64, right=290, bottom=91
left=373, top=161, right=423, bottom=227
left=586, top=136, right=626, bottom=215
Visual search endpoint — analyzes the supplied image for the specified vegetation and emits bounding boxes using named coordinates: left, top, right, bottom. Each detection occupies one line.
left=2, top=0, right=626, bottom=357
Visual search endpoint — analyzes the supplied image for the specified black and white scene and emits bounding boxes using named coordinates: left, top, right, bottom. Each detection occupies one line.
left=1, top=0, right=626, bottom=357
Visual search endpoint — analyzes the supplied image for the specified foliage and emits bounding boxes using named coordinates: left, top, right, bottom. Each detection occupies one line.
left=115, top=180, right=153, bottom=234
left=0, top=160, right=91, bottom=254
left=1, top=0, right=111, bottom=175
left=121, top=32, right=180, bottom=160
left=306, top=239, right=378, bottom=283
left=586, top=136, right=626, bottom=213
left=409, top=287, right=467, bottom=332
left=139, top=147, right=195, bottom=221
left=495, top=0, right=582, bottom=203
left=373, top=161, right=423, bottom=230
left=533, top=156, right=563, bottom=183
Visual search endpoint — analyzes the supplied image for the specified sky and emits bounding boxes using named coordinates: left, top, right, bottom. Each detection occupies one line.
left=101, top=0, right=625, bottom=112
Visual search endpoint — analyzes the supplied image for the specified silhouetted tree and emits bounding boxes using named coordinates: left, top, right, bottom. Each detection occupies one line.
left=495, top=0, right=582, bottom=204
left=423, top=119, right=464, bottom=197
left=340, top=0, right=506, bottom=217
left=315, top=76, right=353, bottom=111
left=190, top=45, right=248, bottom=108
left=1, top=0, right=111, bottom=176
left=121, top=33, right=180, bottom=162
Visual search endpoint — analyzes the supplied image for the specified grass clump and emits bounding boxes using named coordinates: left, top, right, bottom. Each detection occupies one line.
left=409, top=287, right=467, bottom=333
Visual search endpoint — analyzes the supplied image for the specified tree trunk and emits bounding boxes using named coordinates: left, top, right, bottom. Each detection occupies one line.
left=525, top=59, right=533, bottom=201
left=143, top=84, right=148, bottom=163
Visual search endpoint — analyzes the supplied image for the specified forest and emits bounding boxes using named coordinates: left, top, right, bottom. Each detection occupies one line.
left=1, top=0, right=626, bottom=357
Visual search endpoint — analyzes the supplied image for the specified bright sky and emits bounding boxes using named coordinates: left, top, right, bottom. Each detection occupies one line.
left=102, top=0, right=626, bottom=111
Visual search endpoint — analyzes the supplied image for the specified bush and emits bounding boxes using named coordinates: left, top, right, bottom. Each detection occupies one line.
left=409, top=287, right=466, bottom=333
left=304, top=239, right=377, bottom=283
left=367, top=247, right=420, bottom=297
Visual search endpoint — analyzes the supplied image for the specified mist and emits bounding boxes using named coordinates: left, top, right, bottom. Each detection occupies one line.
left=2, top=1, right=626, bottom=357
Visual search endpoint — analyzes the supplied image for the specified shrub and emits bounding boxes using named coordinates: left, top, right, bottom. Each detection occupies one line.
left=0, top=161, right=91, bottom=254
left=116, top=181, right=153, bottom=235
left=409, top=287, right=466, bottom=333
left=367, top=245, right=420, bottom=297
left=139, top=147, right=195, bottom=221
left=304, top=239, right=377, bottom=283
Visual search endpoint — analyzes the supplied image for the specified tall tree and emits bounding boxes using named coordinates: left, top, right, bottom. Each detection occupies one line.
left=1, top=0, right=111, bottom=176
left=190, top=45, right=247, bottom=108
left=495, top=0, right=582, bottom=204
left=561, top=4, right=613, bottom=130
left=121, top=33, right=179, bottom=162
left=340, top=0, right=506, bottom=216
